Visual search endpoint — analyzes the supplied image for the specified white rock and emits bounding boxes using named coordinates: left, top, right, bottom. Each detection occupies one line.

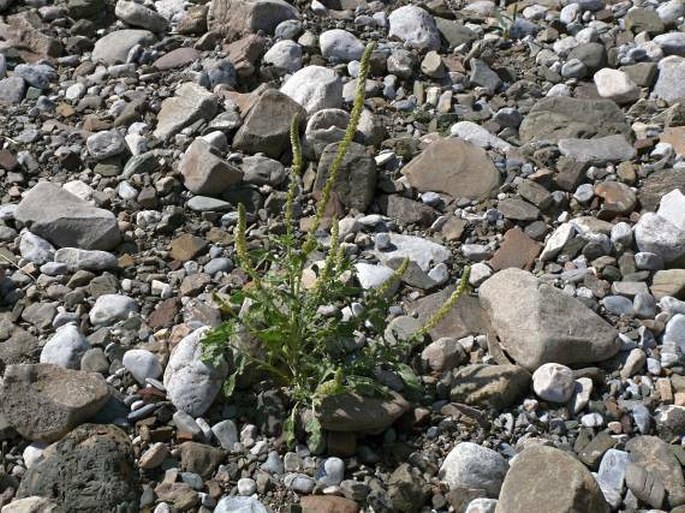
left=657, top=189, right=685, bottom=231
left=593, top=68, right=640, bottom=104
left=262, top=40, right=302, bottom=73
left=634, top=212, right=685, bottom=263
left=40, top=324, right=90, bottom=369
left=373, top=233, right=451, bottom=272
left=439, top=442, right=508, bottom=497
left=388, top=5, right=440, bottom=51
left=163, top=327, right=229, bottom=417
left=449, top=121, right=512, bottom=152
left=540, top=223, right=575, bottom=261
left=319, top=29, right=364, bottom=62
left=89, top=294, right=138, bottom=326
left=22, top=442, right=46, bottom=469
left=280, top=65, right=343, bottom=115
left=654, top=56, right=685, bottom=103
left=532, top=362, right=575, bottom=403
left=123, top=349, right=163, bottom=384
left=19, top=232, right=55, bottom=265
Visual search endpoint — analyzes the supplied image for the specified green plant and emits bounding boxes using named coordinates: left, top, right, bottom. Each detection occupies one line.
left=201, top=41, right=471, bottom=446
left=494, top=2, right=519, bottom=40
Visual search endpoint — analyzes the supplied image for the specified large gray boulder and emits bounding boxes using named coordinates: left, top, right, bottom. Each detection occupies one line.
left=207, top=0, right=298, bottom=37
left=519, top=97, right=631, bottom=143
left=495, top=446, right=609, bottom=513
left=153, top=82, right=218, bottom=142
left=17, top=424, right=140, bottom=511
left=0, top=364, right=110, bottom=442
left=479, top=269, right=620, bottom=370
left=91, top=29, right=155, bottom=65
left=15, top=183, right=121, bottom=251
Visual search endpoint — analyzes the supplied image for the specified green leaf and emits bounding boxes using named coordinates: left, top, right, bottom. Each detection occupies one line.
left=396, top=363, right=421, bottom=392
left=304, top=414, right=323, bottom=450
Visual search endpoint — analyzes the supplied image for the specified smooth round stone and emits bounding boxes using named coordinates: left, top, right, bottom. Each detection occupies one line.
left=573, top=183, right=595, bottom=203
left=532, top=363, right=575, bottom=403
left=204, top=257, right=233, bottom=276
left=561, top=58, right=587, bottom=79
left=122, top=349, right=162, bottom=384
left=581, top=412, right=604, bottom=428
left=237, top=478, right=257, bottom=496
left=319, top=29, right=364, bottom=62
left=439, top=442, right=508, bottom=497
left=23, top=442, right=46, bottom=468
left=289, top=474, right=316, bottom=494
left=40, top=323, right=90, bottom=369
left=89, top=294, right=138, bottom=326
left=263, top=40, right=303, bottom=73
left=602, top=295, right=634, bottom=316
left=317, top=457, right=345, bottom=486
left=215, top=497, right=268, bottom=513
left=593, top=68, right=639, bottom=104
left=610, top=221, right=633, bottom=247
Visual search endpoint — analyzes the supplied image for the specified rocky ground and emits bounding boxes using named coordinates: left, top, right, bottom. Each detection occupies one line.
left=0, top=0, right=684, bottom=511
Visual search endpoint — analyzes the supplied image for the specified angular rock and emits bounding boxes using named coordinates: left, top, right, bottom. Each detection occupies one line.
left=450, top=364, right=531, bottom=410
left=15, top=183, right=120, bottom=251
left=654, top=56, right=685, bottom=103
left=163, top=327, right=229, bottom=417
left=479, top=269, right=620, bottom=370
left=153, top=82, right=218, bottom=141
left=178, top=441, right=225, bottom=480
left=593, top=68, right=640, bottom=104
left=558, top=135, right=636, bottom=165
left=626, top=435, right=685, bottom=507
left=401, top=138, right=501, bottom=201
left=233, top=89, right=306, bottom=159
left=495, top=446, right=609, bottom=513
left=319, top=391, right=410, bottom=434
left=519, top=97, right=630, bottom=143
left=0, top=364, right=109, bottom=442
left=179, top=139, right=242, bottom=195
left=54, top=248, right=118, bottom=271
left=489, top=228, right=541, bottom=271
left=315, top=142, right=377, bottom=212
left=0, top=77, right=25, bottom=103
left=17, top=424, right=139, bottom=510
left=91, top=29, right=155, bottom=65
left=207, top=0, right=299, bottom=37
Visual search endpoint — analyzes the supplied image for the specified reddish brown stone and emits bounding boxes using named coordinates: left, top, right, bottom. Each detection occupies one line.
left=153, top=47, right=201, bottom=71
left=300, top=496, right=360, bottom=513
left=594, top=180, right=637, bottom=218
left=0, top=150, right=19, bottom=171
left=489, top=228, right=541, bottom=271
left=170, top=233, right=207, bottom=261
left=148, top=298, right=179, bottom=329
left=660, top=126, right=685, bottom=156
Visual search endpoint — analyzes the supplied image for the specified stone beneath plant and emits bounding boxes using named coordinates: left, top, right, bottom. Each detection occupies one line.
left=319, top=391, right=410, bottom=434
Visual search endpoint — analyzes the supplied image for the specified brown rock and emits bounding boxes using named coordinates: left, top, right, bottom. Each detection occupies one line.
left=0, top=364, right=110, bottom=442
left=0, top=13, right=63, bottom=63
left=626, top=436, right=685, bottom=507
left=661, top=126, right=685, bottom=156
left=148, top=298, right=180, bottom=329
left=179, top=139, right=242, bottom=195
left=489, top=228, right=541, bottom=271
left=408, top=289, right=488, bottom=341
left=177, top=5, right=208, bottom=34
left=153, top=47, right=201, bottom=70
left=207, top=0, right=299, bottom=38
left=300, top=496, right=360, bottom=513
left=319, top=391, right=410, bottom=434
left=233, top=89, right=306, bottom=159
left=171, top=234, right=207, bottom=262
left=497, top=198, right=540, bottom=221
left=638, top=167, right=685, bottom=212
left=595, top=180, right=637, bottom=218
left=450, top=364, right=531, bottom=410
left=0, top=150, right=18, bottom=171
left=401, top=138, right=501, bottom=200
left=651, top=269, right=685, bottom=299
left=495, top=445, right=609, bottom=513
left=178, top=442, right=225, bottom=479
left=224, top=34, right=267, bottom=78
left=441, top=217, right=467, bottom=241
